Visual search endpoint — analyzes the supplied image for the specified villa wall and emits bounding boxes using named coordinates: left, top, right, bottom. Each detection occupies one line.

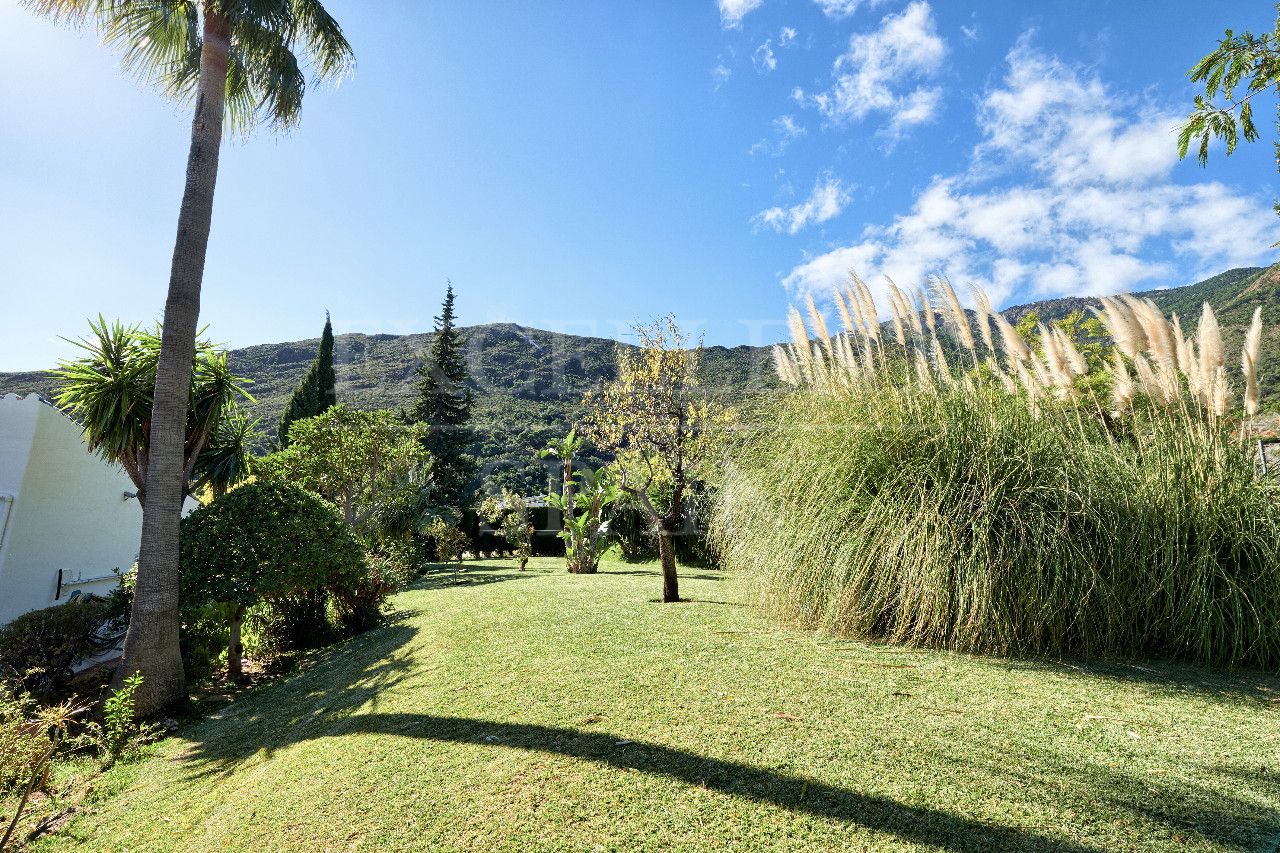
left=0, top=394, right=142, bottom=626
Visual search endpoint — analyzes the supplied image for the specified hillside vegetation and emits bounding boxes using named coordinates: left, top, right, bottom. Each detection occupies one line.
left=2, top=266, right=1276, bottom=493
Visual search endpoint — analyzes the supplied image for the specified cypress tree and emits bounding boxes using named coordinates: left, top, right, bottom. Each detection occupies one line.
left=412, top=283, right=475, bottom=510
left=277, top=313, right=338, bottom=447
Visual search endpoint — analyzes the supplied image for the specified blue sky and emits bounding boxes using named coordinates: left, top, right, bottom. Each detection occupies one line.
left=0, top=0, right=1275, bottom=370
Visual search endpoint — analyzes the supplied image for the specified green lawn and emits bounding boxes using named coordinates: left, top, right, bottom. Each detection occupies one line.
left=33, top=558, right=1280, bottom=852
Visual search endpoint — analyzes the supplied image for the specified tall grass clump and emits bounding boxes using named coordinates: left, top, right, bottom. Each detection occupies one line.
left=713, top=277, right=1280, bottom=667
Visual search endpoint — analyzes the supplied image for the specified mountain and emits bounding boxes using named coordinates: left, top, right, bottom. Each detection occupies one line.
left=3, top=265, right=1276, bottom=494
left=1003, top=265, right=1280, bottom=403
left=0, top=323, right=778, bottom=495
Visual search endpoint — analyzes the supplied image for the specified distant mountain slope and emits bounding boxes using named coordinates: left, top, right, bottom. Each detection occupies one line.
left=0, top=323, right=777, bottom=495
left=1003, top=266, right=1280, bottom=402
left=3, top=266, right=1275, bottom=493
left=1001, top=268, right=1265, bottom=326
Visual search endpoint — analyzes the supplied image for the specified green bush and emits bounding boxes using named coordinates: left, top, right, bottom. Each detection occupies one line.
left=0, top=598, right=115, bottom=699
left=180, top=479, right=368, bottom=676
left=180, top=601, right=233, bottom=682
left=243, top=591, right=336, bottom=658
left=0, top=679, right=50, bottom=793
left=74, top=673, right=160, bottom=769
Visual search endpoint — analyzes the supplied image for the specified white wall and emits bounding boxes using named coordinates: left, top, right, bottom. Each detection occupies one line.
left=0, top=394, right=142, bottom=625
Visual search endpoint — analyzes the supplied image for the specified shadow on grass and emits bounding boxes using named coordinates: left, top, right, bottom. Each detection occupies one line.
left=168, top=603, right=1278, bottom=851
left=409, top=565, right=545, bottom=591
left=962, top=751, right=1280, bottom=851
left=172, top=621, right=1106, bottom=853
left=1002, top=656, right=1280, bottom=704
left=603, top=569, right=724, bottom=582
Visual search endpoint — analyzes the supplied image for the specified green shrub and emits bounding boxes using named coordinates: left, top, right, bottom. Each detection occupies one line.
left=242, top=595, right=328, bottom=660
left=0, top=679, right=50, bottom=793
left=714, top=283, right=1280, bottom=667
left=180, top=479, right=367, bottom=677
left=179, top=601, right=232, bottom=682
left=424, top=518, right=469, bottom=564
left=74, top=673, right=160, bottom=769
left=0, top=598, right=115, bottom=699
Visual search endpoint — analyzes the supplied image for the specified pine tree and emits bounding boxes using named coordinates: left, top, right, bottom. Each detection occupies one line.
left=277, top=313, right=338, bottom=447
left=412, top=283, right=476, bottom=509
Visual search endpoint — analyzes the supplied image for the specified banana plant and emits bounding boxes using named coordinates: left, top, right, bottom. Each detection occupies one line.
left=540, top=432, right=618, bottom=573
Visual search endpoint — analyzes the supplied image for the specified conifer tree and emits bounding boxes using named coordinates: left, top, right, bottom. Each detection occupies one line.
left=412, top=283, right=476, bottom=510
left=278, top=313, right=338, bottom=447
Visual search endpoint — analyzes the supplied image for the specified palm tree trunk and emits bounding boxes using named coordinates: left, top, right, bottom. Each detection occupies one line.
left=114, top=10, right=231, bottom=716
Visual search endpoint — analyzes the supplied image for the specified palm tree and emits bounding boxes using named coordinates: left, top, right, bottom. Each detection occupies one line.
left=27, top=0, right=353, bottom=714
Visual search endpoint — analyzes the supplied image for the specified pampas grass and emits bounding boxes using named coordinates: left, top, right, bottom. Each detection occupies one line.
left=714, top=279, right=1280, bottom=667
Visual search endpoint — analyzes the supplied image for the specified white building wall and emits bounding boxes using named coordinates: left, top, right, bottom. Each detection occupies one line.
left=0, top=394, right=143, bottom=626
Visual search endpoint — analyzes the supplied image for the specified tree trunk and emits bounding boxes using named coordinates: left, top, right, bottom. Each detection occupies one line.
left=113, top=11, right=231, bottom=716
left=226, top=604, right=244, bottom=681
left=656, top=521, right=680, bottom=603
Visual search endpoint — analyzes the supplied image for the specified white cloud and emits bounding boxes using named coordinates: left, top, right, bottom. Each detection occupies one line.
left=888, top=86, right=942, bottom=136
left=712, top=63, right=732, bottom=90
left=719, top=0, right=763, bottom=29
left=754, top=40, right=778, bottom=73
left=779, top=26, right=798, bottom=47
left=781, top=39, right=1276, bottom=308
left=750, top=114, right=807, bottom=157
left=975, top=39, right=1177, bottom=187
left=814, top=0, right=867, bottom=19
left=807, top=1, right=946, bottom=133
left=755, top=176, right=851, bottom=234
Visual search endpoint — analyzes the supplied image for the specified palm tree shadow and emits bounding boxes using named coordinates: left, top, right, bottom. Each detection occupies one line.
left=176, top=634, right=1107, bottom=853
left=169, top=623, right=1277, bottom=852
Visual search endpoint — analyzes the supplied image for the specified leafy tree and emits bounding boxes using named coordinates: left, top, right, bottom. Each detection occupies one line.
left=539, top=431, right=618, bottom=574
left=1179, top=10, right=1280, bottom=235
left=180, top=479, right=365, bottom=679
left=257, top=406, right=430, bottom=538
left=54, top=318, right=253, bottom=505
left=424, top=518, right=469, bottom=564
left=27, top=0, right=354, bottom=714
left=411, top=284, right=476, bottom=511
left=584, top=317, right=730, bottom=602
left=278, top=313, right=338, bottom=448
left=480, top=489, right=534, bottom=570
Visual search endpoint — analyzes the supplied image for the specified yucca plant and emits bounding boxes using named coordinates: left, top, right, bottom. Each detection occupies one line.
left=714, top=276, right=1280, bottom=667
left=54, top=317, right=255, bottom=505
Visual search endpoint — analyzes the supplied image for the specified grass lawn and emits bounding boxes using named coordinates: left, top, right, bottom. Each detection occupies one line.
left=29, top=558, right=1280, bottom=852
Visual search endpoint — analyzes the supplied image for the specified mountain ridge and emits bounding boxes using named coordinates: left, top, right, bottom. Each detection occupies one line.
left=4, top=265, right=1276, bottom=493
